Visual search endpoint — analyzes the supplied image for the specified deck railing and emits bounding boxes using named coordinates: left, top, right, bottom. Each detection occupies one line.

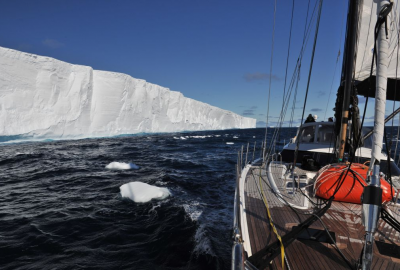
left=232, top=141, right=265, bottom=270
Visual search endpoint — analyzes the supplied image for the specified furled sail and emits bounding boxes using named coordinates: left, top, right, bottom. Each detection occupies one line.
left=355, top=0, right=400, bottom=100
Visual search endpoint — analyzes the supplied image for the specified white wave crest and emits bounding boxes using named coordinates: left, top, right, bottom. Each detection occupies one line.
left=193, top=224, right=215, bottom=256
left=183, top=201, right=203, bottom=221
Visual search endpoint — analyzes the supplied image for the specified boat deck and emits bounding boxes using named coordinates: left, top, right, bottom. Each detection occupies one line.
left=243, top=162, right=400, bottom=270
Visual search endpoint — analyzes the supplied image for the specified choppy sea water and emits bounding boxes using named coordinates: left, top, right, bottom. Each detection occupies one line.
left=3, top=125, right=400, bottom=270
left=1, top=127, right=289, bottom=270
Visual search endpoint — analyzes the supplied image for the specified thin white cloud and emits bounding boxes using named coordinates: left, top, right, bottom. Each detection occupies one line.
left=256, top=121, right=266, bottom=127
left=18, top=43, right=32, bottom=51
left=244, top=72, right=280, bottom=82
left=42, top=38, right=64, bottom=48
left=310, top=108, right=322, bottom=112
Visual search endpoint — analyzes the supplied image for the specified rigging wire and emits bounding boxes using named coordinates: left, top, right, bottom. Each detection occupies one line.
left=323, top=0, right=346, bottom=121
left=393, top=5, right=400, bottom=164
left=266, top=0, right=320, bottom=161
left=388, top=3, right=399, bottom=163
left=289, top=0, right=310, bottom=130
left=282, top=0, right=295, bottom=111
left=263, top=0, right=277, bottom=161
left=276, top=0, right=295, bottom=146
left=293, top=0, right=323, bottom=169
left=289, top=0, right=311, bottom=129
left=323, top=51, right=340, bottom=121
left=272, top=0, right=318, bottom=137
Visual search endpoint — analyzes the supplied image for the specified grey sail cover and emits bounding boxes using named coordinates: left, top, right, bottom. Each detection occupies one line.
left=355, top=0, right=400, bottom=100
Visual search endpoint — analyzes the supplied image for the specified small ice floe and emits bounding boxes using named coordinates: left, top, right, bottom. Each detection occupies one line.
left=105, top=162, right=140, bottom=170
left=191, top=135, right=207, bottom=139
left=120, top=182, right=171, bottom=203
left=233, top=136, right=239, bottom=139
left=173, top=137, right=180, bottom=139
left=215, top=135, right=221, bottom=137
left=226, top=142, right=234, bottom=145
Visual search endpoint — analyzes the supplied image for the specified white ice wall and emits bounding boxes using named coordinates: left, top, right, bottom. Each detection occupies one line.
left=0, top=46, right=255, bottom=138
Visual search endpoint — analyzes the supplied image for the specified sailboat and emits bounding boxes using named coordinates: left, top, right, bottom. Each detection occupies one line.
left=233, top=0, right=400, bottom=269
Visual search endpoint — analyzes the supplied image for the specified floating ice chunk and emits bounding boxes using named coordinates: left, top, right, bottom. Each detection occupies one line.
left=233, top=136, right=239, bottom=139
left=105, top=162, right=140, bottom=170
left=226, top=142, right=234, bottom=145
left=120, top=182, right=171, bottom=203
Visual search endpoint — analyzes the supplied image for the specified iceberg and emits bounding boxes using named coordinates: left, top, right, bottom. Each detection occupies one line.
left=0, top=47, right=256, bottom=139
left=120, top=182, right=171, bottom=203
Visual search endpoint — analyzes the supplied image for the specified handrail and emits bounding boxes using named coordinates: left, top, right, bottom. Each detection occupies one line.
left=232, top=141, right=264, bottom=270
left=245, top=143, right=250, bottom=165
left=252, top=142, right=256, bottom=162
left=232, top=159, right=244, bottom=270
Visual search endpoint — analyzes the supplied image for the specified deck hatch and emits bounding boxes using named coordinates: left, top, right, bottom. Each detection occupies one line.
left=376, top=241, right=400, bottom=259
left=293, top=226, right=336, bottom=244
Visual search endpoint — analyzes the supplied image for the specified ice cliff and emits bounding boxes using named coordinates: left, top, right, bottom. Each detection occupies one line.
left=0, top=47, right=255, bottom=139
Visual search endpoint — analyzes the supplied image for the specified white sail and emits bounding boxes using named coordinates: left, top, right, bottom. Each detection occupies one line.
left=355, top=0, right=400, bottom=82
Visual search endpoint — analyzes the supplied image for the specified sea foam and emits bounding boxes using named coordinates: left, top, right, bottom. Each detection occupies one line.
left=105, top=162, right=140, bottom=170
left=120, top=182, right=171, bottom=203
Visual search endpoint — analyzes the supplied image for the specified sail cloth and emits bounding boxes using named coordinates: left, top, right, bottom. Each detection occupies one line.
left=355, top=0, right=400, bottom=101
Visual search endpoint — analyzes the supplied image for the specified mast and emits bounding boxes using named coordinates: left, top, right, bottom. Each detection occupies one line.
left=361, top=0, right=393, bottom=269
left=337, top=0, right=363, bottom=161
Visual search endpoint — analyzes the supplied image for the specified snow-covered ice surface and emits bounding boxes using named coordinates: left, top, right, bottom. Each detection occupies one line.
left=0, top=46, right=256, bottom=140
left=120, top=182, right=171, bottom=203
left=105, top=162, right=140, bottom=170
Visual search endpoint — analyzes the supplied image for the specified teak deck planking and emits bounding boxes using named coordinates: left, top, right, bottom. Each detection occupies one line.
left=243, top=163, right=400, bottom=270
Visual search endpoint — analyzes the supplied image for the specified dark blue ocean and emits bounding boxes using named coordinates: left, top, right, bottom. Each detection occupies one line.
left=0, top=127, right=289, bottom=270
left=3, top=125, right=400, bottom=270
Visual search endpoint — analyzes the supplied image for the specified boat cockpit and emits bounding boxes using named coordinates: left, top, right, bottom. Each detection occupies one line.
left=296, top=122, right=334, bottom=145
left=281, top=121, right=400, bottom=176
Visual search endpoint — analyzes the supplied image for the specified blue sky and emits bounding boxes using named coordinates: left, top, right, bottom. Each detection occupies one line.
left=0, top=0, right=394, bottom=127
